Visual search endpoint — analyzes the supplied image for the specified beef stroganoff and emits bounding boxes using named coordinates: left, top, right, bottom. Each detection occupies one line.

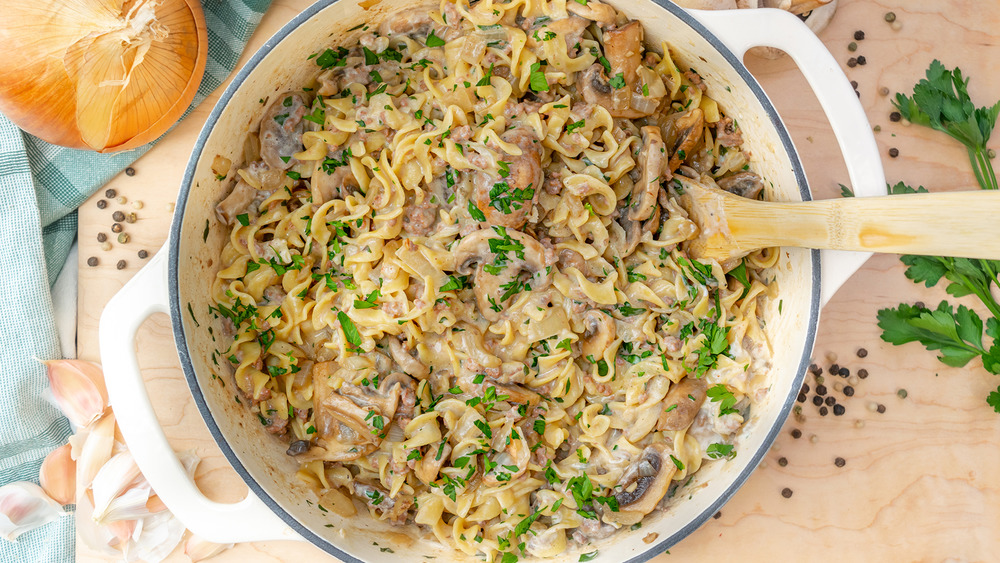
left=210, top=0, right=775, bottom=559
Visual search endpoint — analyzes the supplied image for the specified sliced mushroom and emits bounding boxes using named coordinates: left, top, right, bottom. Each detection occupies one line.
left=378, top=8, right=434, bottom=38
left=581, top=310, right=616, bottom=360
left=215, top=179, right=257, bottom=226
left=566, top=0, right=617, bottom=26
left=603, top=22, right=643, bottom=112
left=666, top=108, right=704, bottom=172
left=260, top=93, right=308, bottom=171
left=604, top=443, right=676, bottom=527
left=656, top=378, right=708, bottom=431
left=629, top=126, right=666, bottom=221
left=353, top=482, right=413, bottom=525
left=454, top=228, right=553, bottom=322
left=311, top=155, right=359, bottom=203
left=413, top=442, right=450, bottom=484
left=309, top=363, right=407, bottom=461
left=286, top=440, right=311, bottom=456
left=717, top=171, right=764, bottom=200
left=472, top=127, right=543, bottom=229
left=388, top=337, right=429, bottom=379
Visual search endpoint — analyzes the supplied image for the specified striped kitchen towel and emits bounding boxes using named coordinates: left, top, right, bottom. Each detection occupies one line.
left=0, top=1, right=272, bottom=560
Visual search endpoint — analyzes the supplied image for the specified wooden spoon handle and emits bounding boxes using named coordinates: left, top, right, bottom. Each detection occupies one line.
left=722, top=191, right=1000, bottom=259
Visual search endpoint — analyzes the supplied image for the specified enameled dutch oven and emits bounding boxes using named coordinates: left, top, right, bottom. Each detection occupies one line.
left=100, top=1, right=885, bottom=561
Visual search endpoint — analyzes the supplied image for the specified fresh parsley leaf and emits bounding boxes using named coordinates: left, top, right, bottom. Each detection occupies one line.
left=878, top=301, right=1000, bottom=372
left=426, top=30, right=446, bottom=47
left=609, top=72, right=626, bottom=89
left=338, top=311, right=362, bottom=348
left=529, top=61, right=549, bottom=92
left=579, top=551, right=599, bottom=562
left=468, top=200, right=487, bottom=222
left=706, top=443, right=736, bottom=460
left=729, top=259, right=751, bottom=299
left=706, top=383, right=738, bottom=416
left=988, top=386, right=1000, bottom=413
left=839, top=183, right=855, bottom=198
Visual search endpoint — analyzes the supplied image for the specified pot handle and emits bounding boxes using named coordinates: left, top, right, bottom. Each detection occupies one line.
left=689, top=8, right=887, bottom=306
left=99, top=247, right=299, bottom=544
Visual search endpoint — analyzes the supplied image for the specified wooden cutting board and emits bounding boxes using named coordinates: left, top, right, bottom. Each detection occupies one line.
left=76, top=1, right=1000, bottom=561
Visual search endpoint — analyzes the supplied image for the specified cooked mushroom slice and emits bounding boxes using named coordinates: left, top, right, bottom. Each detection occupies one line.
left=566, top=0, right=617, bottom=25
left=717, top=171, right=765, bottom=200
left=603, top=22, right=643, bottom=112
left=581, top=310, right=616, bottom=360
left=311, top=155, right=359, bottom=203
left=388, top=337, right=429, bottom=379
left=613, top=208, right=643, bottom=258
left=378, top=8, right=434, bottom=38
left=309, top=363, right=406, bottom=461
left=667, top=108, right=704, bottom=172
left=260, top=93, right=308, bottom=170
left=454, top=228, right=553, bottom=321
left=656, top=378, right=708, bottom=431
left=286, top=440, right=311, bottom=456
left=472, top=127, right=543, bottom=229
left=629, top=126, right=666, bottom=221
left=414, top=442, right=451, bottom=484
left=604, top=443, right=677, bottom=527
left=215, top=179, right=257, bottom=226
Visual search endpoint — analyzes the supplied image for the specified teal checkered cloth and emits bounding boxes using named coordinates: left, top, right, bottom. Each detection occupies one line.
left=0, top=1, right=271, bottom=560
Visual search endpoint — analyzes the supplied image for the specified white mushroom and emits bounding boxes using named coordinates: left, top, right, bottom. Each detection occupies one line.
left=581, top=310, right=616, bottom=361
left=472, top=127, right=543, bottom=229
left=717, top=171, right=765, bottom=200
left=259, top=93, right=308, bottom=170
left=629, top=126, right=666, bottom=222
left=604, top=443, right=677, bottom=527
left=454, top=228, right=553, bottom=321
left=656, top=378, right=708, bottom=431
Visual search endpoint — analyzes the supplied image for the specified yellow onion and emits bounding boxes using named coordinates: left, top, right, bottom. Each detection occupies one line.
left=0, top=0, right=207, bottom=152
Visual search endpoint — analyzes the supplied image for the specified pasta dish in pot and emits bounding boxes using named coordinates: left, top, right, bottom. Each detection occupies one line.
left=209, top=0, right=774, bottom=559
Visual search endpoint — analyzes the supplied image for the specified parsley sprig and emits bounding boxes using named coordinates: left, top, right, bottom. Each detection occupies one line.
left=876, top=60, right=1000, bottom=412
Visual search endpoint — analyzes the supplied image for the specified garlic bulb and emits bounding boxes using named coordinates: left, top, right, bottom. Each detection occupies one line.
left=0, top=0, right=207, bottom=152
left=0, top=482, right=66, bottom=541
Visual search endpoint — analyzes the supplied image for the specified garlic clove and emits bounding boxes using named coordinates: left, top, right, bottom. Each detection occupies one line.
left=99, top=483, right=153, bottom=524
left=133, top=510, right=186, bottom=563
left=76, top=412, right=117, bottom=492
left=39, top=443, right=76, bottom=505
left=75, top=493, right=117, bottom=556
left=0, top=482, right=66, bottom=541
left=185, top=534, right=234, bottom=561
left=91, top=451, right=145, bottom=524
left=104, top=518, right=138, bottom=549
left=44, top=359, right=108, bottom=429
left=145, top=494, right=168, bottom=514
left=177, top=449, right=202, bottom=478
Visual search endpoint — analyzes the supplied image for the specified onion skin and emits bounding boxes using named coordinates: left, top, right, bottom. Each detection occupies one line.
left=0, top=0, right=207, bottom=153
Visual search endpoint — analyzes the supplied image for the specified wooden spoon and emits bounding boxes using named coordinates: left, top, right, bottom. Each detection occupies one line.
left=679, top=183, right=1000, bottom=263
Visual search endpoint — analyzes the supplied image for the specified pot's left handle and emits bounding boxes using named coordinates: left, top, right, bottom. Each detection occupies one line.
left=99, top=247, right=299, bottom=544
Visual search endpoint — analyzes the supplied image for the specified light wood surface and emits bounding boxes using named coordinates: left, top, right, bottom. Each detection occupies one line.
left=76, top=1, right=1000, bottom=561
left=683, top=187, right=1000, bottom=261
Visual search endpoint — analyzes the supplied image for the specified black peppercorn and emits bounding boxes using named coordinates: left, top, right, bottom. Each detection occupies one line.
left=858, top=369, right=869, bottom=379
left=116, top=259, right=127, bottom=270
left=890, top=111, right=902, bottom=122
left=125, top=167, right=136, bottom=176
left=857, top=348, right=868, bottom=358
left=105, top=188, right=117, bottom=198
left=87, top=257, right=98, bottom=267
left=839, top=367, right=850, bottom=377
left=791, top=429, right=802, bottom=439
left=844, top=386, right=855, bottom=397
left=778, top=457, right=788, bottom=467
left=833, top=404, right=846, bottom=416
left=889, top=147, right=899, bottom=158
left=812, top=395, right=823, bottom=406
left=96, top=199, right=107, bottom=209
left=857, top=55, right=867, bottom=65
left=876, top=404, right=886, bottom=414
left=829, top=364, right=840, bottom=375
left=819, top=406, right=828, bottom=416
left=847, top=57, right=858, bottom=68
left=111, top=223, right=123, bottom=233
left=835, top=457, right=846, bottom=467
left=854, top=30, right=865, bottom=40
left=713, top=511, right=722, bottom=519
left=96, top=232, right=107, bottom=243
left=802, top=384, right=810, bottom=394
left=112, top=210, right=125, bottom=222
left=816, top=385, right=827, bottom=396
left=809, top=363, right=820, bottom=375
left=138, top=249, right=149, bottom=259
left=797, top=392, right=807, bottom=403
left=781, top=488, right=793, bottom=499
left=825, top=396, right=836, bottom=406
left=851, top=80, right=858, bottom=89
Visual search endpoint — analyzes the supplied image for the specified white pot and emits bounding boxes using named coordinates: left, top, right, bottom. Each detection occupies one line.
left=100, top=1, right=884, bottom=561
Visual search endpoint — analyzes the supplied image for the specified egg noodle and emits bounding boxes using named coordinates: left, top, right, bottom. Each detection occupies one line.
left=209, top=0, right=774, bottom=559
